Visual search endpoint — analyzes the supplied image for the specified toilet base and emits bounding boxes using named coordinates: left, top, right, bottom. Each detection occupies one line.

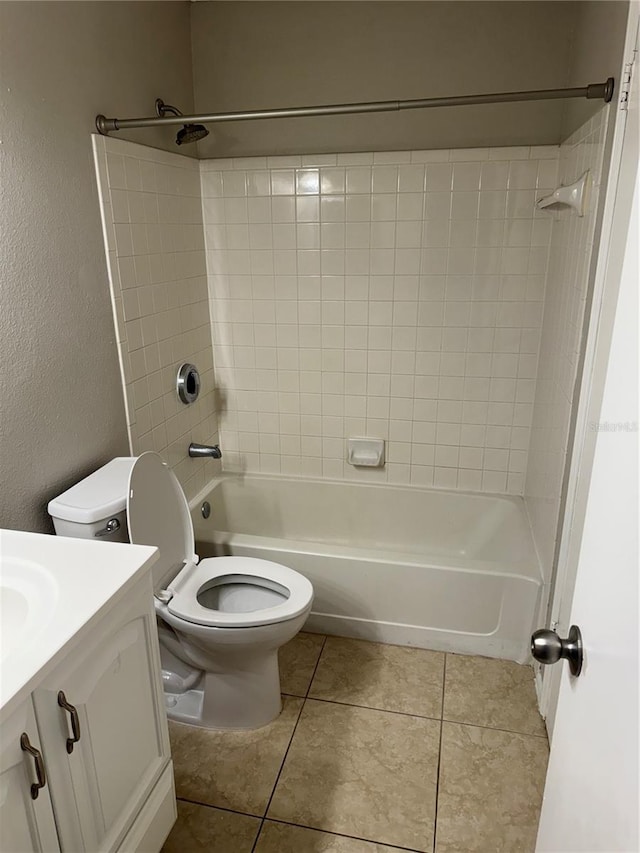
left=157, top=607, right=312, bottom=730
left=162, top=649, right=283, bottom=730
left=164, top=687, right=205, bottom=725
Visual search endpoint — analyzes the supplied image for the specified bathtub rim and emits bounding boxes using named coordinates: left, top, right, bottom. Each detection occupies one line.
left=190, top=469, right=533, bottom=516
left=196, top=529, right=542, bottom=584
left=189, top=471, right=543, bottom=584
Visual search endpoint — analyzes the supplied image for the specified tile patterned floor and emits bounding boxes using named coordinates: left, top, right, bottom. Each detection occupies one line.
left=163, top=634, right=549, bottom=853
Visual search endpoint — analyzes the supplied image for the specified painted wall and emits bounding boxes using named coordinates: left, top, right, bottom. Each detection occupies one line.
left=201, top=145, right=558, bottom=492
left=0, top=1, right=193, bottom=532
left=93, top=136, right=221, bottom=502
left=562, top=1, right=629, bottom=137
left=191, top=1, right=579, bottom=157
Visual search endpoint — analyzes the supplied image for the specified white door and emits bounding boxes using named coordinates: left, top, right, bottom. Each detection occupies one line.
left=536, top=17, right=639, bottom=851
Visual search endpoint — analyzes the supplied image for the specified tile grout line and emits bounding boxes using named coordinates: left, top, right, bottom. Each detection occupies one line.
left=175, top=796, right=262, bottom=821
left=432, top=653, right=447, bottom=853
left=263, top=816, right=426, bottom=852
left=440, top=654, right=447, bottom=723
left=175, top=797, right=425, bottom=853
left=282, top=695, right=546, bottom=740
left=299, top=694, right=443, bottom=724
left=304, top=635, right=329, bottom=701
left=441, top=717, right=548, bottom=741
left=250, top=634, right=328, bottom=853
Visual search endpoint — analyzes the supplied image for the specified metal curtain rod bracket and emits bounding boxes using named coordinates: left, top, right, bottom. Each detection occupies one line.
left=96, top=77, right=615, bottom=135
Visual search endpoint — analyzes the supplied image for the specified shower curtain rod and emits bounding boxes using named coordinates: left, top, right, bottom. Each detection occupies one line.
left=96, top=78, right=614, bottom=134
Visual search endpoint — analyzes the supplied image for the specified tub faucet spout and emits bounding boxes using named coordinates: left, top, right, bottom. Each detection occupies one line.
left=189, top=442, right=222, bottom=459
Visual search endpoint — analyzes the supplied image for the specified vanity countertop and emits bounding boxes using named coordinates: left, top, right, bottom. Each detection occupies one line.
left=0, top=528, right=158, bottom=720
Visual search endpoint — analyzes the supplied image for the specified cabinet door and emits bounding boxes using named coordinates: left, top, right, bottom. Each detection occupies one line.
left=33, top=577, right=171, bottom=853
left=0, top=699, right=59, bottom=853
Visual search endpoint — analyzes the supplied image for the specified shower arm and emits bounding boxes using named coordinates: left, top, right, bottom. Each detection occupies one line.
left=96, top=78, right=614, bottom=134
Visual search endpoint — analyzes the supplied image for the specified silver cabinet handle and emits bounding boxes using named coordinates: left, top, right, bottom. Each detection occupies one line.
left=94, top=518, right=120, bottom=538
left=58, top=691, right=81, bottom=753
left=531, top=625, right=583, bottom=676
left=20, top=733, right=47, bottom=799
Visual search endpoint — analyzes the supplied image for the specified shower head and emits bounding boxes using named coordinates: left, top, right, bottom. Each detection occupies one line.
left=176, top=123, right=210, bottom=145
left=155, top=98, right=210, bottom=146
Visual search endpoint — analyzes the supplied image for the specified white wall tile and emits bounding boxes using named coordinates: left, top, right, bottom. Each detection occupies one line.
left=195, top=145, right=558, bottom=495
left=525, top=107, right=609, bottom=583
left=94, top=141, right=220, bottom=500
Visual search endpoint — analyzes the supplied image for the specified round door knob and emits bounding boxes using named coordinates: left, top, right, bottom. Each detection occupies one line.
left=531, top=625, right=583, bottom=677
left=531, top=629, right=563, bottom=665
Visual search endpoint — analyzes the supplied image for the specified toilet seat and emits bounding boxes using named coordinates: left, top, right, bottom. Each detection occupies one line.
left=127, top=453, right=313, bottom=628
left=165, top=556, right=313, bottom=628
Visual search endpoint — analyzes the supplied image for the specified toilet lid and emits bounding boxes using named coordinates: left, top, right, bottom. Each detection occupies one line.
left=127, top=452, right=196, bottom=592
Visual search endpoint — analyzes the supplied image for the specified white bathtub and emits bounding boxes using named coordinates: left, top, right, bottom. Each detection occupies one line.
left=191, top=474, right=542, bottom=662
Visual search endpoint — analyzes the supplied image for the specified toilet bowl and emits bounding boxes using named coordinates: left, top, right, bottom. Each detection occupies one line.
left=48, top=452, right=314, bottom=730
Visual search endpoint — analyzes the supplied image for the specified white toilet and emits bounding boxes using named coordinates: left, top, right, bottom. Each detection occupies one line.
left=48, top=452, right=314, bottom=730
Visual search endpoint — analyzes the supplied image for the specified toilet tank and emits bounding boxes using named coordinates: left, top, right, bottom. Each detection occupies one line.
left=48, top=457, right=136, bottom=543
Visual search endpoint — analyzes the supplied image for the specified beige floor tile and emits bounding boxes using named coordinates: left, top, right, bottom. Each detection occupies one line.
left=169, top=697, right=303, bottom=815
left=309, top=637, right=444, bottom=717
left=435, top=721, right=549, bottom=853
left=255, top=821, right=404, bottom=852
left=280, top=632, right=326, bottom=696
left=162, top=801, right=260, bottom=852
left=268, top=699, right=440, bottom=851
left=443, top=653, right=546, bottom=736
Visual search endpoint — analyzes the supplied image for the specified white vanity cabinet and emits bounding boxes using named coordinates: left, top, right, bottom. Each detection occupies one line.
left=33, top=573, right=175, bottom=853
left=1, top=571, right=176, bottom=853
left=0, top=699, right=59, bottom=853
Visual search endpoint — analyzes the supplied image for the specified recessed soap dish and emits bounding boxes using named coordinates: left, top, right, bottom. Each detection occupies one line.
left=537, top=170, right=590, bottom=216
left=347, top=437, right=385, bottom=467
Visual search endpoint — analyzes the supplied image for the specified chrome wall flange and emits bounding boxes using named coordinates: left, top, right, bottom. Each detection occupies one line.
left=177, top=363, right=200, bottom=405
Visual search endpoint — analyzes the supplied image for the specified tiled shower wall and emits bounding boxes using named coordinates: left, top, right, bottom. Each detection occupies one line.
left=525, top=108, right=609, bottom=582
left=202, top=147, right=559, bottom=493
left=93, top=136, right=221, bottom=501
left=92, top=129, right=608, bottom=516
